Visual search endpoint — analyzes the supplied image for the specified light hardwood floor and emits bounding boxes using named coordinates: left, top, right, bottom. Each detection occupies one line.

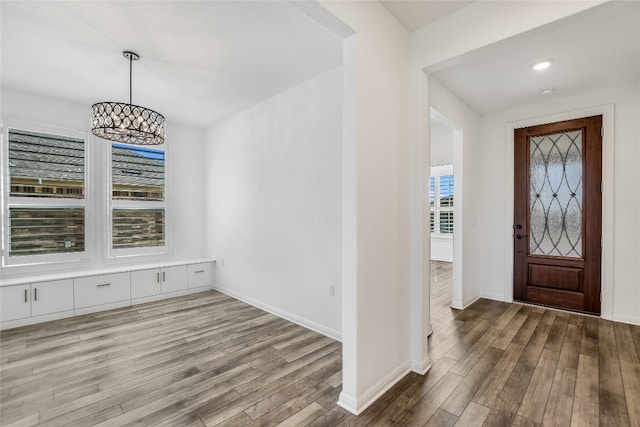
left=2, top=262, right=639, bottom=426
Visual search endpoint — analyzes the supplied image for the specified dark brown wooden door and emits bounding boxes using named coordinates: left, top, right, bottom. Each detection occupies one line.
left=514, top=116, right=602, bottom=315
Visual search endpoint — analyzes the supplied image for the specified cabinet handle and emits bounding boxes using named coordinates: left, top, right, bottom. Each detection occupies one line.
left=34, top=288, right=37, bottom=301
left=97, top=283, right=111, bottom=288
left=194, top=270, right=205, bottom=274
left=157, top=272, right=160, bottom=283
left=163, top=272, right=166, bottom=282
left=24, top=289, right=28, bottom=303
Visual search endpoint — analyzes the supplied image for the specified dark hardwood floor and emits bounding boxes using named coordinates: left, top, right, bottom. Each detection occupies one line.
left=1, top=262, right=639, bottom=426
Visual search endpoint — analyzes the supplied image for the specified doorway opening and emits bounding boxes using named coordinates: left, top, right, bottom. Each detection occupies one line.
left=429, top=108, right=463, bottom=311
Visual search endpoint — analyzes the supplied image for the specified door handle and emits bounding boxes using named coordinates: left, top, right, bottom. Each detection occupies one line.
left=24, top=289, right=28, bottom=303
left=34, top=288, right=37, bottom=301
left=516, top=234, right=527, bottom=240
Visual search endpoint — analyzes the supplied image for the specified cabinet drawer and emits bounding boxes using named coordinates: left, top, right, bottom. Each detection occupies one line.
left=74, top=273, right=130, bottom=308
left=187, top=263, right=211, bottom=289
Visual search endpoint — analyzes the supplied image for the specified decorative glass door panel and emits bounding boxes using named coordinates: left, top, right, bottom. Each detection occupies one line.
left=529, top=130, right=583, bottom=258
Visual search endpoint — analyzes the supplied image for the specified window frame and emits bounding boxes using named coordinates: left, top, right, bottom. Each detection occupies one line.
left=430, top=164, right=454, bottom=236
left=1, top=120, right=93, bottom=268
left=106, top=141, right=170, bottom=259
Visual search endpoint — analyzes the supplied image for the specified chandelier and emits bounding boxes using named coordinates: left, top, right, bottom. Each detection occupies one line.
left=91, top=51, right=165, bottom=145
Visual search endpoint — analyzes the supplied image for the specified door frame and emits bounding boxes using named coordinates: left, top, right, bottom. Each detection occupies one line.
left=430, top=108, right=464, bottom=310
left=504, top=105, right=614, bottom=319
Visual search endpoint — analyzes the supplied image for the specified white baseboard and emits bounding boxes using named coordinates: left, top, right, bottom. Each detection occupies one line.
left=481, top=293, right=508, bottom=302
left=337, top=361, right=411, bottom=415
left=337, top=391, right=358, bottom=414
left=74, top=300, right=132, bottom=317
left=451, top=295, right=480, bottom=310
left=612, top=314, right=640, bottom=326
left=1, top=286, right=214, bottom=330
left=214, top=285, right=341, bottom=342
left=132, top=286, right=214, bottom=305
left=0, top=310, right=75, bottom=330
left=411, top=357, right=432, bottom=375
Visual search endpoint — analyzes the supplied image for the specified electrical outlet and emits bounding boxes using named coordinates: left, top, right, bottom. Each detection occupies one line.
left=328, top=284, right=335, bottom=296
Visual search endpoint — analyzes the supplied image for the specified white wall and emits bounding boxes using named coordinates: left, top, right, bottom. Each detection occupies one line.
left=430, top=119, right=453, bottom=166
left=478, top=83, right=640, bottom=324
left=203, top=68, right=343, bottom=339
left=318, top=1, right=412, bottom=414
left=1, top=87, right=206, bottom=278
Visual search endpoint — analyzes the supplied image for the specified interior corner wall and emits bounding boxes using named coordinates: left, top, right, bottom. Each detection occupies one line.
left=478, top=83, right=640, bottom=325
left=0, top=87, right=206, bottom=277
left=319, top=0, right=412, bottom=414
left=428, top=77, right=482, bottom=307
left=203, top=67, right=343, bottom=340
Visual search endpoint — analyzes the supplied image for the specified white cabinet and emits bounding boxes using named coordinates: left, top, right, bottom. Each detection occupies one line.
left=1, top=259, right=212, bottom=329
left=74, top=273, right=130, bottom=309
left=187, top=262, right=212, bottom=289
left=0, top=280, right=73, bottom=322
left=31, top=279, right=74, bottom=317
left=131, top=266, right=186, bottom=299
left=131, top=269, right=162, bottom=299
left=160, top=265, right=187, bottom=294
left=1, top=284, right=31, bottom=322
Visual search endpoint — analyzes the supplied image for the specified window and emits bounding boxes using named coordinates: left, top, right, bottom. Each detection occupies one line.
left=3, top=127, right=88, bottom=263
left=109, top=143, right=166, bottom=255
left=430, top=165, right=454, bottom=235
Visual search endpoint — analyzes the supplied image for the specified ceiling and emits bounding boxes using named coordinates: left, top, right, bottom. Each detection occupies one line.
left=429, top=1, right=640, bottom=115
left=0, top=1, right=342, bottom=128
left=2, top=1, right=638, bottom=130
left=380, top=0, right=474, bottom=32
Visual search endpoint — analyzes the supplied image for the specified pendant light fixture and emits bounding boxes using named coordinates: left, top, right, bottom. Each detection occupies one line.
left=91, top=51, right=165, bottom=145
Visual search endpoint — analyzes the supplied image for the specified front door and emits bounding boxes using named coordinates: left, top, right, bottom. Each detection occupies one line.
left=514, top=116, right=602, bottom=315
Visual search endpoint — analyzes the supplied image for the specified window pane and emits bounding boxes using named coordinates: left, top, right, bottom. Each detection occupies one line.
left=113, top=209, right=165, bottom=249
left=112, top=143, right=165, bottom=201
left=430, top=211, right=434, bottom=232
left=9, top=129, right=84, bottom=199
left=439, top=211, right=454, bottom=234
left=440, top=175, right=454, bottom=207
left=9, top=207, right=85, bottom=256
left=429, top=177, right=435, bottom=207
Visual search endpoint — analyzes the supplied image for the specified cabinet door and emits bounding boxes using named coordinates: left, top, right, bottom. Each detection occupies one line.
left=1, top=285, right=31, bottom=322
left=187, top=263, right=212, bottom=289
left=161, top=266, right=187, bottom=294
left=31, top=279, right=74, bottom=317
left=131, top=269, right=162, bottom=299
left=74, top=273, right=130, bottom=308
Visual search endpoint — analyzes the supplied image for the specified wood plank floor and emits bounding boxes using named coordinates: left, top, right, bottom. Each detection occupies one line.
left=2, top=261, right=639, bottom=426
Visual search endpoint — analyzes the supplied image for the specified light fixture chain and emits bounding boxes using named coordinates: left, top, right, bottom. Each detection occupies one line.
left=129, top=53, right=133, bottom=106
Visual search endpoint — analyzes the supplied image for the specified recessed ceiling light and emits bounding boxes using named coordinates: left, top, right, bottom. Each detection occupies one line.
left=541, top=88, right=555, bottom=95
left=532, top=60, right=552, bottom=71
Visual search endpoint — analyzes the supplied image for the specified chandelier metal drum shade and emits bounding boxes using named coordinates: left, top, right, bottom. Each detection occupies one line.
left=91, top=51, right=165, bottom=145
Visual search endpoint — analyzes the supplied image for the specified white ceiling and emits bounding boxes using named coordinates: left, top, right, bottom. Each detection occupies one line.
left=1, top=1, right=342, bottom=128
left=380, top=0, right=474, bottom=32
left=3, top=1, right=638, bottom=130
left=429, top=1, right=640, bottom=115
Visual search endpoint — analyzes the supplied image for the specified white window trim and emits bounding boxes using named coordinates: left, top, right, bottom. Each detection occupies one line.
left=106, top=141, right=170, bottom=260
left=1, top=119, right=94, bottom=270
